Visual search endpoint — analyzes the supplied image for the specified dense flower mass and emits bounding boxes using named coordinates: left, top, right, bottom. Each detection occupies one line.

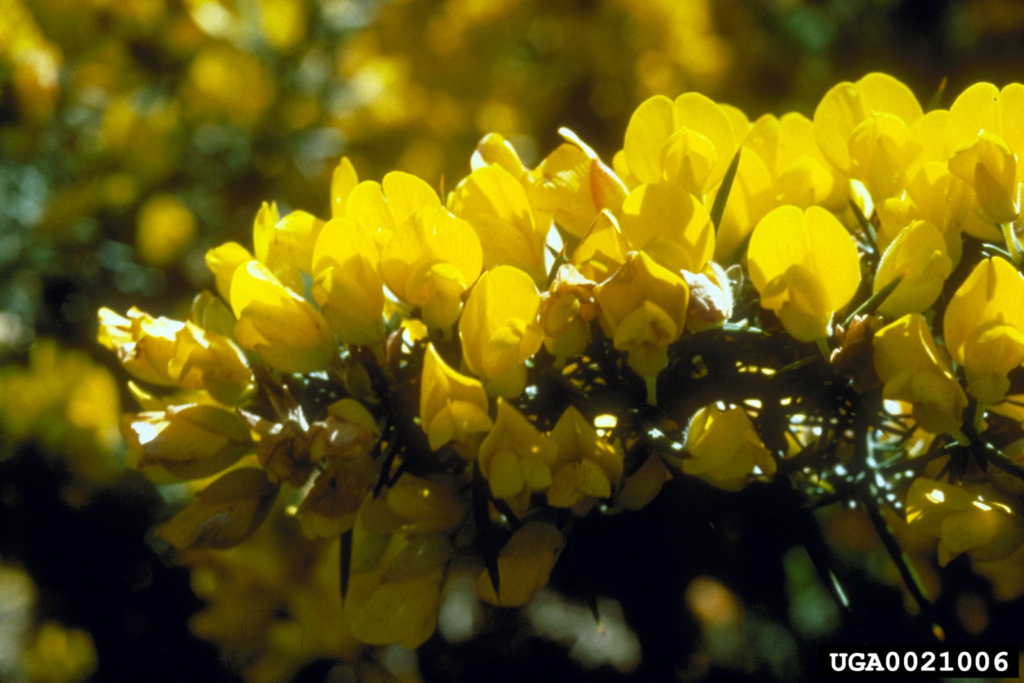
left=102, top=73, right=1024, bottom=650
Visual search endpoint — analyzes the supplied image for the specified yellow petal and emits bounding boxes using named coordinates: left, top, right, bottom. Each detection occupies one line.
left=623, top=95, right=675, bottom=185
left=331, top=156, right=359, bottom=218
left=947, top=82, right=1001, bottom=154
left=476, top=522, right=563, bottom=606
left=477, top=398, right=556, bottom=500
left=205, top=242, right=253, bottom=302
left=672, top=92, right=737, bottom=192
left=230, top=260, right=335, bottom=373
left=572, top=209, right=630, bottom=282
left=874, top=220, right=952, bottom=317
left=420, top=343, right=491, bottom=451
left=382, top=171, right=442, bottom=225
left=157, top=468, right=277, bottom=549
left=619, top=182, right=715, bottom=274
left=747, top=205, right=860, bottom=339
left=459, top=266, right=542, bottom=398
left=312, top=217, right=384, bottom=346
left=944, top=257, right=1024, bottom=367
left=448, top=163, right=547, bottom=284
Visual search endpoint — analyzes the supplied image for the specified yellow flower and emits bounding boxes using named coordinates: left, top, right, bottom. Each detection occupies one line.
left=477, top=399, right=557, bottom=501
left=622, top=92, right=738, bottom=197
left=98, top=307, right=253, bottom=404
left=205, top=241, right=253, bottom=302
left=943, top=257, right=1024, bottom=404
left=571, top=209, right=630, bottom=283
left=948, top=131, right=1019, bottom=224
left=708, top=142, right=774, bottom=263
left=712, top=112, right=840, bottom=262
left=906, top=479, right=1024, bottom=566
left=539, top=264, right=598, bottom=363
left=252, top=202, right=326, bottom=293
left=873, top=314, right=967, bottom=434
left=459, top=265, right=543, bottom=398
left=447, top=163, right=548, bottom=285
left=0, top=340, right=122, bottom=480
left=297, top=454, right=380, bottom=538
left=258, top=0, right=307, bottom=50
left=547, top=406, right=624, bottom=514
left=343, top=171, right=443, bottom=249
left=345, top=525, right=450, bottom=649
left=593, top=251, right=689, bottom=384
left=875, top=161, right=969, bottom=263
left=873, top=220, right=952, bottom=318
left=747, top=205, right=861, bottom=342
left=528, top=128, right=627, bottom=238
left=677, top=404, right=775, bottom=491
left=471, top=132, right=531, bottom=182
left=310, top=216, right=385, bottom=346
left=308, top=398, right=381, bottom=464
left=420, top=343, right=493, bottom=453
left=230, top=260, right=336, bottom=373
left=947, top=82, right=1024, bottom=225
left=381, top=206, right=483, bottom=333
left=121, top=403, right=252, bottom=481
left=746, top=113, right=837, bottom=207
left=814, top=73, right=923, bottom=201
left=360, top=474, right=465, bottom=536
left=476, top=522, right=564, bottom=607
left=186, top=44, right=273, bottom=127
left=618, top=181, right=715, bottom=274
left=158, top=467, right=278, bottom=550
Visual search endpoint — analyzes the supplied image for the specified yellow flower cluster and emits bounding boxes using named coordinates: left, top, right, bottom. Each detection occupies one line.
left=102, top=73, right=1024, bottom=651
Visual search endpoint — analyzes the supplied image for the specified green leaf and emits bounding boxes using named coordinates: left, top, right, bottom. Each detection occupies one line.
left=848, top=198, right=876, bottom=247
left=709, top=147, right=742, bottom=230
left=841, top=275, right=902, bottom=328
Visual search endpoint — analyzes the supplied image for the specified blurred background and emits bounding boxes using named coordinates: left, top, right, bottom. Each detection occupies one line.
left=2, top=1, right=1024, bottom=681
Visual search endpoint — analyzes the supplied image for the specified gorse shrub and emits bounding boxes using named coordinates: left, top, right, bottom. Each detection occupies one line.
left=101, top=73, right=1024, bottom=649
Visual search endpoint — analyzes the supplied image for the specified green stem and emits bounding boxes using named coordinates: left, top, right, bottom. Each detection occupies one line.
left=1002, top=222, right=1023, bottom=265
left=816, top=338, right=831, bottom=360
left=862, top=496, right=941, bottom=637
left=841, top=275, right=902, bottom=328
